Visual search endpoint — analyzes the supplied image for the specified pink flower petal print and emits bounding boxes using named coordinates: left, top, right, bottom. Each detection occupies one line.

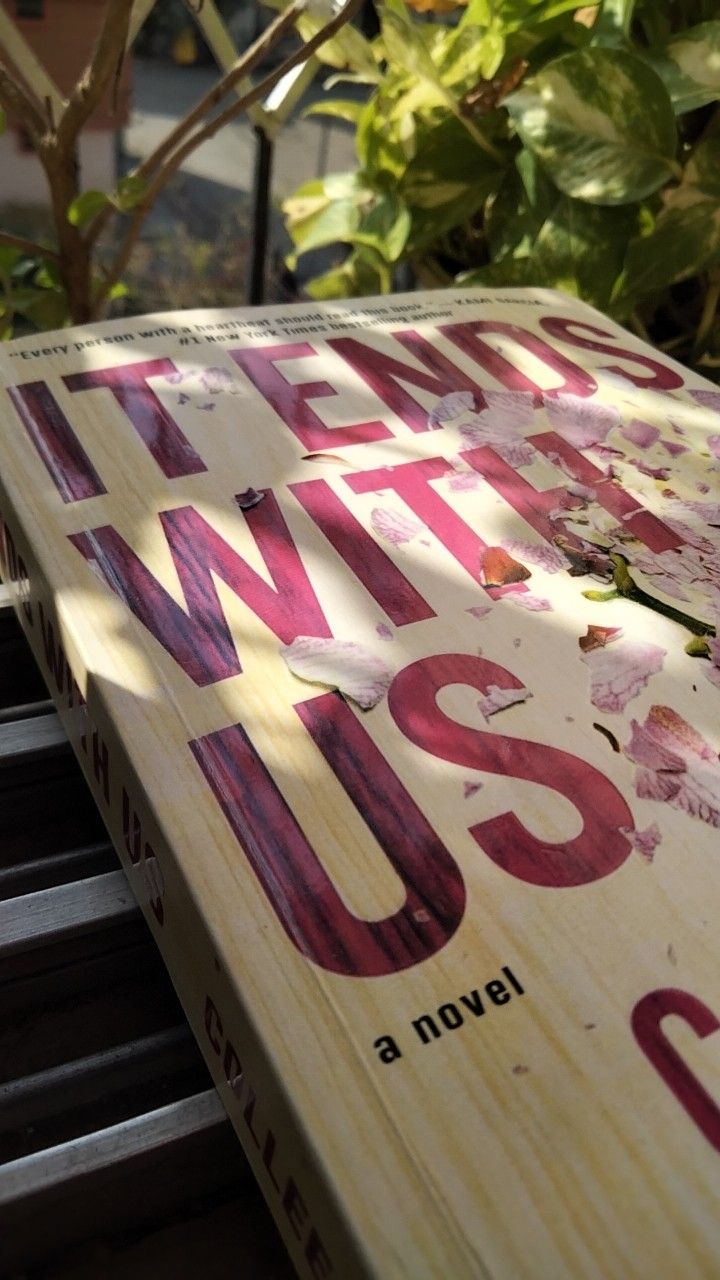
left=621, top=419, right=660, bottom=449
left=463, top=780, right=484, bottom=799
left=448, top=470, right=486, bottom=492
left=371, top=508, right=423, bottom=545
left=482, top=390, right=536, bottom=431
left=689, top=389, right=720, bottom=414
left=503, top=540, right=567, bottom=573
left=625, top=705, right=720, bottom=827
left=544, top=394, right=620, bottom=449
left=478, top=684, right=532, bottom=719
left=501, top=591, right=554, bottom=612
left=661, top=440, right=689, bottom=457
left=280, top=637, right=392, bottom=710
left=630, top=459, right=671, bottom=480
left=707, top=434, right=720, bottom=460
left=582, top=641, right=665, bottom=713
left=200, top=367, right=239, bottom=394
left=494, top=440, right=536, bottom=468
left=466, top=603, right=493, bottom=621
left=620, top=823, right=662, bottom=862
left=428, top=390, right=476, bottom=428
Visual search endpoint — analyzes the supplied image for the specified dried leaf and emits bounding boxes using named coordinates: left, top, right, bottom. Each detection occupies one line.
left=280, top=637, right=393, bottom=710
left=237, top=487, right=265, bottom=510
left=579, top=624, right=623, bottom=653
left=479, top=546, right=531, bottom=587
left=592, top=722, right=621, bottom=752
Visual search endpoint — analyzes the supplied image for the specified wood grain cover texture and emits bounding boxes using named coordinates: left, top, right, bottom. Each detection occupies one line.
left=0, top=289, right=719, bottom=1280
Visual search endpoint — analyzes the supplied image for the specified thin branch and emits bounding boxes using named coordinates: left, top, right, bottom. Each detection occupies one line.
left=128, top=0, right=306, bottom=194
left=0, top=57, right=47, bottom=141
left=91, top=0, right=363, bottom=314
left=57, top=0, right=135, bottom=145
left=0, top=231, right=61, bottom=264
left=85, top=0, right=305, bottom=249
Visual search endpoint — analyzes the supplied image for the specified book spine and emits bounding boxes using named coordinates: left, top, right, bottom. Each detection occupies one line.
left=0, top=483, right=371, bottom=1280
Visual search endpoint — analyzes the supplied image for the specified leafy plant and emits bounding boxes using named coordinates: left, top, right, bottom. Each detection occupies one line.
left=0, top=0, right=361, bottom=332
left=284, top=0, right=720, bottom=375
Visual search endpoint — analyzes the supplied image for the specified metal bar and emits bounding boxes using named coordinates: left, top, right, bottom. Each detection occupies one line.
left=0, top=1025, right=198, bottom=1130
left=0, top=1090, right=230, bottom=1205
left=248, top=125, right=274, bottom=307
left=0, top=870, right=139, bottom=960
left=0, top=713, right=68, bottom=767
left=0, top=840, right=116, bottom=900
left=0, top=698, right=56, bottom=726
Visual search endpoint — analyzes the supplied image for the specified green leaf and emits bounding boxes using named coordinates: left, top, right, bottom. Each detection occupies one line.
left=533, top=196, right=639, bottom=309
left=305, top=249, right=391, bottom=299
left=380, top=5, right=442, bottom=87
left=505, top=47, right=678, bottom=205
left=297, top=13, right=379, bottom=78
left=441, top=25, right=505, bottom=87
left=302, top=99, right=365, bottom=125
left=115, top=174, right=148, bottom=212
left=402, top=114, right=504, bottom=246
left=67, top=190, right=110, bottom=227
left=353, top=194, right=411, bottom=262
left=624, top=137, right=720, bottom=297
left=649, top=22, right=720, bottom=115
left=0, top=245, right=23, bottom=277
left=592, top=0, right=636, bottom=46
left=285, top=197, right=363, bottom=268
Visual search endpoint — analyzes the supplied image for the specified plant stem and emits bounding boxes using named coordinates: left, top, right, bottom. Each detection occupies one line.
left=92, top=0, right=363, bottom=315
left=0, top=232, right=61, bottom=264
left=694, top=274, right=720, bottom=353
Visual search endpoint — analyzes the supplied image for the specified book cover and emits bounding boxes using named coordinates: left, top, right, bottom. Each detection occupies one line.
left=0, top=287, right=719, bottom=1279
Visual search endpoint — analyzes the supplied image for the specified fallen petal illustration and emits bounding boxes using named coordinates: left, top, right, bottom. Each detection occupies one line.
left=428, top=390, right=476, bottom=427
left=478, top=684, right=532, bottom=719
left=625, top=706, right=720, bottom=827
left=503, top=540, right=567, bottom=574
left=371, top=507, right=423, bottom=545
left=280, top=637, right=393, bottom=710
left=621, top=419, right=660, bottom=449
left=582, top=641, right=665, bottom=713
left=544, top=394, right=619, bottom=449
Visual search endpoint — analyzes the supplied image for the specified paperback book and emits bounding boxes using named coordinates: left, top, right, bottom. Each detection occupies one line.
left=1, top=288, right=719, bottom=1279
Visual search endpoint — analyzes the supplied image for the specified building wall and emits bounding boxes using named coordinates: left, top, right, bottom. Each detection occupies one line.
left=0, top=129, right=117, bottom=205
left=4, top=0, right=131, bottom=128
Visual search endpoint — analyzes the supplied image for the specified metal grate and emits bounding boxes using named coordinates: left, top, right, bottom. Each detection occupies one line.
left=0, top=586, right=294, bottom=1277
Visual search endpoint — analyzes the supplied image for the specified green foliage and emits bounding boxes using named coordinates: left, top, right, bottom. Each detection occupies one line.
left=284, top=0, right=720, bottom=373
